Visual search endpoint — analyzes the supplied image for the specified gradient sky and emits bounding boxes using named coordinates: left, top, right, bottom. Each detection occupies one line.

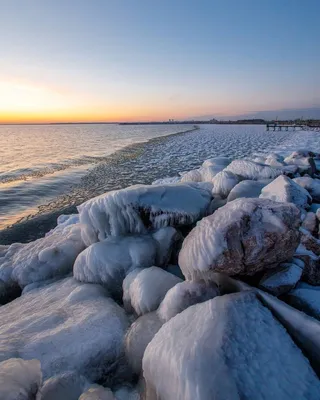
left=0, top=0, right=319, bottom=123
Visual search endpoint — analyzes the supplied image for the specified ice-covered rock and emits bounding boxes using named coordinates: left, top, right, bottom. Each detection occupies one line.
left=286, top=283, right=320, bottom=320
left=143, top=292, right=320, bottom=400
left=301, top=230, right=320, bottom=256
left=39, top=372, right=90, bottom=400
left=125, top=311, right=163, bottom=376
left=0, top=220, right=85, bottom=288
left=264, top=153, right=285, bottom=167
left=259, top=175, right=312, bottom=209
left=79, top=385, right=115, bottom=400
left=202, top=156, right=231, bottom=168
left=301, top=212, right=318, bottom=236
left=122, top=268, right=146, bottom=313
left=293, top=176, right=320, bottom=202
left=157, top=281, right=219, bottom=322
left=179, top=198, right=301, bottom=280
left=181, top=165, right=224, bottom=183
left=211, top=170, right=240, bottom=198
left=259, top=262, right=303, bottom=296
left=0, top=358, right=42, bottom=400
left=78, top=184, right=211, bottom=246
left=74, top=228, right=179, bottom=297
left=0, top=278, right=129, bottom=382
left=114, top=384, right=140, bottom=400
left=207, top=195, right=227, bottom=214
left=284, top=153, right=316, bottom=176
left=294, top=244, right=320, bottom=285
left=225, top=159, right=282, bottom=180
left=227, top=179, right=271, bottom=202
left=126, top=267, right=182, bottom=316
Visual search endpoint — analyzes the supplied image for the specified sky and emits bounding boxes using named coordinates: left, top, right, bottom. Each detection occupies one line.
left=0, top=0, right=319, bottom=123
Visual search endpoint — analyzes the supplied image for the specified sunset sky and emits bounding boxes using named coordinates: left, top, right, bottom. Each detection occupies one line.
left=0, top=0, right=319, bottom=123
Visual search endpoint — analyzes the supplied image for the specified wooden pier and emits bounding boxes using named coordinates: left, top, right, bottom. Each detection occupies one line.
left=266, top=123, right=303, bottom=131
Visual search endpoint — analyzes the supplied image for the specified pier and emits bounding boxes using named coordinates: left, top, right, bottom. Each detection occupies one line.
left=266, top=123, right=303, bottom=131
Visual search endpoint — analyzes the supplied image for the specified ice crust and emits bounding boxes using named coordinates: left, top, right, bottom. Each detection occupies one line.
left=78, top=183, right=211, bottom=246
left=143, top=292, right=320, bottom=400
left=0, top=278, right=129, bottom=381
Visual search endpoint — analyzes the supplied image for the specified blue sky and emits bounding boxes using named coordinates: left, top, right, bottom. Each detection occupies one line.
left=0, top=0, right=319, bottom=122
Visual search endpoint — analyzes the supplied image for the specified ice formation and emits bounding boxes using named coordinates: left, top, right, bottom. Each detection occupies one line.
left=227, top=179, right=271, bottom=202
left=294, top=176, right=320, bottom=202
left=0, top=358, right=42, bottom=400
left=125, top=311, right=163, bottom=375
left=157, top=280, right=219, bottom=322
left=0, top=278, right=129, bottom=382
left=78, top=183, right=211, bottom=246
left=125, top=266, right=182, bottom=316
left=39, top=371, right=90, bottom=400
left=202, top=156, right=231, bottom=168
left=225, top=159, right=282, bottom=180
left=260, top=175, right=312, bottom=209
left=74, top=228, right=179, bottom=296
left=179, top=198, right=301, bottom=280
left=211, top=170, right=240, bottom=198
left=0, top=218, right=85, bottom=288
left=143, top=292, right=320, bottom=400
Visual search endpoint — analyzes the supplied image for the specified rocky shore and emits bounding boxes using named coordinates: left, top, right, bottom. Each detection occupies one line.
left=1, top=140, right=320, bottom=399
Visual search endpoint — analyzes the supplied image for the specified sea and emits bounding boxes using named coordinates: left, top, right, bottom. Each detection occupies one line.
left=0, top=123, right=295, bottom=243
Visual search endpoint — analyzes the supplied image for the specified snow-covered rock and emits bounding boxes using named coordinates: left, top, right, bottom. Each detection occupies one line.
left=157, top=281, right=219, bottom=322
left=259, top=175, right=312, bottom=209
left=179, top=198, right=301, bottom=280
left=143, top=292, right=320, bottom=400
left=78, top=184, right=211, bottom=246
left=294, top=176, right=320, bottom=202
left=301, top=212, right=318, bottom=236
left=125, top=311, right=163, bottom=375
left=0, top=278, right=129, bottom=382
left=227, top=179, right=271, bottom=202
left=286, top=283, right=320, bottom=320
left=0, top=220, right=85, bottom=288
left=126, top=267, right=182, bottom=316
left=207, top=195, right=227, bottom=214
left=211, top=171, right=240, bottom=198
left=225, top=159, right=282, bottom=180
left=284, top=153, right=316, bottom=176
left=202, top=157, right=231, bottom=168
left=0, top=358, right=42, bottom=400
left=39, top=372, right=90, bottom=400
left=259, top=262, right=303, bottom=296
left=74, top=228, right=179, bottom=297
left=264, top=153, right=285, bottom=167
left=181, top=165, right=224, bottom=183
left=79, top=385, right=115, bottom=400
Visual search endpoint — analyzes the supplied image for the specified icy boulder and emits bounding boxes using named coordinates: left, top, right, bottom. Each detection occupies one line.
left=181, top=165, right=224, bottom=183
left=78, top=184, right=211, bottom=246
left=260, top=175, right=312, bottom=209
left=202, top=156, right=231, bottom=168
left=284, top=152, right=316, bottom=176
left=74, top=228, right=179, bottom=297
left=179, top=198, right=301, bottom=280
left=259, top=262, right=303, bottom=296
left=0, top=220, right=85, bottom=288
left=301, top=212, right=318, bottom=236
left=211, top=171, right=240, bottom=198
left=264, top=153, right=285, bottom=167
left=0, top=278, right=129, bottom=382
left=227, top=179, right=271, bottom=202
left=0, top=358, right=42, bottom=400
left=225, top=159, right=282, bottom=180
left=143, top=292, right=320, bottom=400
left=293, top=176, right=320, bottom=202
left=158, top=281, right=219, bottom=322
left=125, top=267, right=182, bottom=316
left=286, top=283, right=320, bottom=320
left=125, top=311, right=163, bottom=375
left=39, top=372, right=90, bottom=400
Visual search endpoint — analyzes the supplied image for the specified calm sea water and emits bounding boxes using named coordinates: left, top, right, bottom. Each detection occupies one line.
left=0, top=123, right=293, bottom=242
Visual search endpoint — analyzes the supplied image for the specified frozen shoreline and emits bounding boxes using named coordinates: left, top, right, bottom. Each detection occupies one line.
left=1, top=128, right=320, bottom=399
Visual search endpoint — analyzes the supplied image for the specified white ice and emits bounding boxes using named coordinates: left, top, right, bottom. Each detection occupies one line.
left=227, top=179, right=271, bottom=202
left=294, top=176, right=320, bottom=203
left=157, top=281, right=219, bottom=322
left=0, top=358, right=42, bottom=400
left=211, top=170, right=240, bottom=198
left=260, top=175, right=312, bottom=209
left=126, top=266, right=182, bottom=316
left=0, top=217, right=85, bottom=288
left=0, top=277, right=129, bottom=381
left=143, top=291, right=320, bottom=400
left=225, top=159, right=282, bottom=180
left=78, top=183, right=211, bottom=246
